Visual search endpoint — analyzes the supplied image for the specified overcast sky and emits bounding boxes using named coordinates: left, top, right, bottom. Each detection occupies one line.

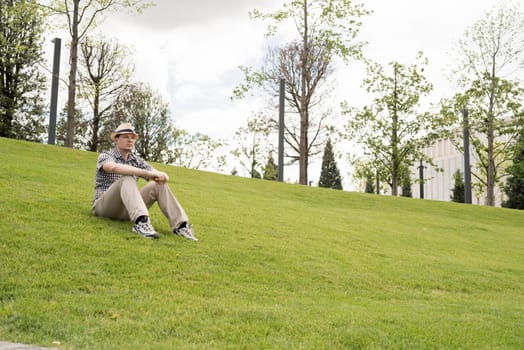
left=48, top=0, right=521, bottom=185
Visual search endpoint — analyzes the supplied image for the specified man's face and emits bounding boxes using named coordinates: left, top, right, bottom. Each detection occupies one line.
left=115, top=133, right=136, bottom=152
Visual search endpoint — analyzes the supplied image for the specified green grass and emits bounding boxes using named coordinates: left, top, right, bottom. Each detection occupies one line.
left=0, top=137, right=523, bottom=349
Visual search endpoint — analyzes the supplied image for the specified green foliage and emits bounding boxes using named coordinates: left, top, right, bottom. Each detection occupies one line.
left=0, top=0, right=47, bottom=140
left=251, top=168, right=261, bottom=179
left=231, top=66, right=267, bottom=100
left=364, top=175, right=375, bottom=194
left=452, top=2, right=524, bottom=90
left=230, top=113, right=272, bottom=178
left=1, top=137, right=524, bottom=349
left=102, top=83, right=174, bottom=162
left=263, top=152, right=278, bottom=181
left=168, top=129, right=225, bottom=171
left=344, top=52, right=442, bottom=196
left=55, top=104, right=89, bottom=149
left=451, top=170, right=466, bottom=203
left=350, top=155, right=387, bottom=194
left=503, top=127, right=524, bottom=209
left=446, top=2, right=524, bottom=206
left=318, top=138, right=342, bottom=190
left=400, top=169, right=413, bottom=198
left=250, top=0, right=371, bottom=62
left=442, top=77, right=524, bottom=206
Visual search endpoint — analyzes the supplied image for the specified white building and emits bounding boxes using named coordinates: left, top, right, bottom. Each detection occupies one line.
left=411, top=137, right=506, bottom=206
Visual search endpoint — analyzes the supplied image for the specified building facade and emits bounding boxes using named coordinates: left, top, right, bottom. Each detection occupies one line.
left=410, top=138, right=506, bottom=206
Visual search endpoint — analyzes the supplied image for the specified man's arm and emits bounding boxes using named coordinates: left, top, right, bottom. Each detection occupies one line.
left=102, top=161, right=170, bottom=184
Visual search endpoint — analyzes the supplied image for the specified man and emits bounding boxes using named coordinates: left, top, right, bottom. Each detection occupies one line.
left=92, top=123, right=197, bottom=241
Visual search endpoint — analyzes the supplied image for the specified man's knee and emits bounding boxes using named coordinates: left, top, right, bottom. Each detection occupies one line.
left=120, top=175, right=136, bottom=184
left=117, top=175, right=138, bottom=189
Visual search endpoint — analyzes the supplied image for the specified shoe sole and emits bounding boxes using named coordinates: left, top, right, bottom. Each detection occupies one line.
left=132, top=228, right=159, bottom=239
left=175, top=232, right=198, bottom=241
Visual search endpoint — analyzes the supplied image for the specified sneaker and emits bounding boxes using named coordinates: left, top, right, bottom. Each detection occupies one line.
left=175, top=224, right=198, bottom=241
left=133, top=219, right=159, bottom=239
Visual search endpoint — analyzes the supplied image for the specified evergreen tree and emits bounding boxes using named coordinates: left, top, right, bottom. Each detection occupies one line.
left=401, top=173, right=412, bottom=197
left=503, top=128, right=524, bottom=209
left=263, top=152, right=278, bottom=181
left=450, top=170, right=465, bottom=203
left=318, top=139, right=342, bottom=190
left=365, top=175, right=375, bottom=193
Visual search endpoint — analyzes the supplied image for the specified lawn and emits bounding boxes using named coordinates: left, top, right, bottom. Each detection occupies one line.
left=0, top=137, right=523, bottom=349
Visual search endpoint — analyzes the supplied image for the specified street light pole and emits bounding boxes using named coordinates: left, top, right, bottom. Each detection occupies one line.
left=462, top=108, right=472, bottom=204
left=278, top=78, right=285, bottom=182
left=48, top=38, right=61, bottom=145
left=418, top=159, right=426, bottom=199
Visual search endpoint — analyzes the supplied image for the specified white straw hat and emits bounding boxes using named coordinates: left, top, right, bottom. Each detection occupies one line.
left=110, top=123, right=139, bottom=141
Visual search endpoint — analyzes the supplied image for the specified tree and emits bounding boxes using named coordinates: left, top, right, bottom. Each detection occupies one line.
left=400, top=166, right=412, bottom=198
left=236, top=0, right=370, bottom=185
left=450, top=169, right=465, bottom=203
left=446, top=2, right=524, bottom=206
left=42, top=0, right=151, bottom=148
left=10, top=96, right=47, bottom=142
left=344, top=53, right=442, bottom=196
left=230, top=113, right=272, bottom=178
left=318, top=138, right=342, bottom=189
left=168, top=129, right=225, bottom=171
left=364, top=175, right=374, bottom=194
left=55, top=104, right=89, bottom=148
left=263, top=152, right=278, bottom=181
left=0, top=0, right=47, bottom=140
left=102, top=83, right=173, bottom=162
left=351, top=155, right=387, bottom=194
left=267, top=41, right=336, bottom=178
left=503, top=127, right=524, bottom=209
left=79, top=35, right=133, bottom=151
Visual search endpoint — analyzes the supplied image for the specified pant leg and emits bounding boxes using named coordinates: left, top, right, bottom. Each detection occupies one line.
left=140, top=182, right=189, bottom=231
left=92, top=176, right=149, bottom=222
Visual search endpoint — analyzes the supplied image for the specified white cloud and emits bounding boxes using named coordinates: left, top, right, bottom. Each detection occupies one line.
left=162, top=19, right=267, bottom=84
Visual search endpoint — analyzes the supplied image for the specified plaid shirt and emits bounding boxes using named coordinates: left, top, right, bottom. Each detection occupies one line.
left=93, top=148, right=153, bottom=204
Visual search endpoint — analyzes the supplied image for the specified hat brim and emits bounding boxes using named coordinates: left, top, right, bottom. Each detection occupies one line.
left=110, top=131, right=139, bottom=141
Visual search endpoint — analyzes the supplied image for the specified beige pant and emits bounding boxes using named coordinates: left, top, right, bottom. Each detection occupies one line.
left=92, top=176, right=188, bottom=231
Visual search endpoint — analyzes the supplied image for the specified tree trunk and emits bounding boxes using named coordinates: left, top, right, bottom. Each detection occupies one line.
left=66, top=0, right=80, bottom=148
left=90, top=86, right=100, bottom=152
left=1, top=47, right=16, bottom=137
left=485, top=61, right=497, bottom=206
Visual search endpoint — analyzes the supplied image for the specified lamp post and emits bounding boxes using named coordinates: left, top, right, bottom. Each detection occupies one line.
left=418, top=159, right=426, bottom=199
left=48, top=38, right=61, bottom=145
left=462, top=108, right=472, bottom=204
left=278, top=78, right=285, bottom=182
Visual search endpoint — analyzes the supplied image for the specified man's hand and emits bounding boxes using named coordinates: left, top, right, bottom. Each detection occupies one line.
left=149, top=170, right=169, bottom=184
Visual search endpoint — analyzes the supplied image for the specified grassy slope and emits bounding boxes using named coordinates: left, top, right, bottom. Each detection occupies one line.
left=0, top=137, right=523, bottom=349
